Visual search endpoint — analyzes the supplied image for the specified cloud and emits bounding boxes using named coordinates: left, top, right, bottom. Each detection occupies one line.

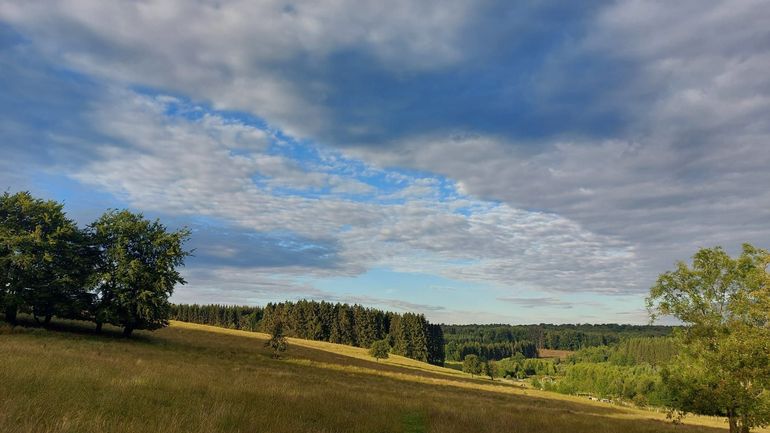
left=0, top=0, right=474, bottom=140
left=497, top=296, right=603, bottom=310
left=29, top=87, right=638, bottom=295
left=3, top=0, right=769, bottom=322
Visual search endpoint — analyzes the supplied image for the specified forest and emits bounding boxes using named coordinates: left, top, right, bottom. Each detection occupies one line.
left=442, top=323, right=673, bottom=350
left=171, top=301, right=445, bottom=365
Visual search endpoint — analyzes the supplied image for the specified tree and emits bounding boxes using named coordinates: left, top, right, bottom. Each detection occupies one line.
left=0, top=192, right=91, bottom=324
left=647, top=244, right=770, bottom=433
left=265, top=320, right=288, bottom=358
left=369, top=339, right=390, bottom=361
left=485, top=360, right=497, bottom=380
left=463, top=354, right=483, bottom=377
left=90, top=210, right=190, bottom=336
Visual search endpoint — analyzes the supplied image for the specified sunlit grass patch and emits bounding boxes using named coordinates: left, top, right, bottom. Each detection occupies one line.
left=0, top=319, right=757, bottom=433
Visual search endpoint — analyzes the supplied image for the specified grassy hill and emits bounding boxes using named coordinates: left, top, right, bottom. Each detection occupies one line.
left=0, top=319, right=749, bottom=433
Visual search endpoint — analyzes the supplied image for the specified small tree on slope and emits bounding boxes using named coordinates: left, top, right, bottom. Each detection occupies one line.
left=369, top=339, right=390, bottom=361
left=266, top=320, right=288, bottom=359
left=463, top=354, right=483, bottom=377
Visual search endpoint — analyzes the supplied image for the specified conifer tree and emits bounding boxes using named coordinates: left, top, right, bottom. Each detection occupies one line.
left=265, top=320, right=288, bottom=358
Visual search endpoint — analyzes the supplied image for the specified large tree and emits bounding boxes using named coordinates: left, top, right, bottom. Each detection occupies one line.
left=0, top=192, right=90, bottom=324
left=90, top=210, right=190, bottom=336
left=647, top=244, right=770, bottom=433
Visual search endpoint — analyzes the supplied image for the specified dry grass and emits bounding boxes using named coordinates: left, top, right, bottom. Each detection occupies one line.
left=0, top=319, right=753, bottom=433
left=537, top=348, right=575, bottom=360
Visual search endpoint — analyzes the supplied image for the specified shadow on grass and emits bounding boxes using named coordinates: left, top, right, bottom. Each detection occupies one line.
left=1, top=314, right=155, bottom=344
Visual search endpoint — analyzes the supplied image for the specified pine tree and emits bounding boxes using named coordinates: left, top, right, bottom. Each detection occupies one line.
left=265, top=320, right=288, bottom=359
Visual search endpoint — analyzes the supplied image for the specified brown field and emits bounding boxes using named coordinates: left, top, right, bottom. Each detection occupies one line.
left=0, top=318, right=757, bottom=433
left=538, top=348, right=575, bottom=359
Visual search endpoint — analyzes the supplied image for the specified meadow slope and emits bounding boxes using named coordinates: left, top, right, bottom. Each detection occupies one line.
left=0, top=319, right=750, bottom=433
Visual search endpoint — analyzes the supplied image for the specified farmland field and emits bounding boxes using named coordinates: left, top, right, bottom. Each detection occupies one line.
left=0, top=319, right=755, bottom=433
left=537, top=348, right=575, bottom=360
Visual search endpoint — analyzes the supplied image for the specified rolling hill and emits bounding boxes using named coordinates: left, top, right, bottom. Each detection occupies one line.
left=0, top=319, right=748, bottom=433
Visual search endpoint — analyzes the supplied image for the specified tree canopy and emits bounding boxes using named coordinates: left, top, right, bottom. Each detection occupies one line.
left=1, top=192, right=189, bottom=337
left=90, top=210, right=190, bottom=336
left=647, top=244, right=770, bottom=433
left=369, top=339, right=390, bottom=361
left=462, top=354, right=483, bottom=377
left=265, top=320, right=288, bottom=358
left=0, top=192, right=92, bottom=324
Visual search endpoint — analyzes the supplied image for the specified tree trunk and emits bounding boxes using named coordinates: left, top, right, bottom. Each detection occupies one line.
left=123, top=325, right=134, bottom=337
left=729, top=415, right=739, bottom=433
left=44, top=314, right=52, bottom=325
left=4, top=305, right=17, bottom=324
left=740, top=413, right=750, bottom=433
left=95, top=322, right=103, bottom=333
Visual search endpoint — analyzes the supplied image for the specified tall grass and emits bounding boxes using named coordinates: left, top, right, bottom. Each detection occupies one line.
left=0, top=319, right=742, bottom=433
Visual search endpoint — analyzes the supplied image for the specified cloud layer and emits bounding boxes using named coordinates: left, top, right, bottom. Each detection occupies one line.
left=2, top=0, right=769, bottom=322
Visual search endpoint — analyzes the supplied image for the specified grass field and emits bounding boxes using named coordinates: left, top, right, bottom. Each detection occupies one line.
left=0, top=318, right=754, bottom=433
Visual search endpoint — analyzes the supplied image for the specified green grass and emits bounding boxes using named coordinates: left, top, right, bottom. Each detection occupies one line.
left=0, top=318, right=744, bottom=433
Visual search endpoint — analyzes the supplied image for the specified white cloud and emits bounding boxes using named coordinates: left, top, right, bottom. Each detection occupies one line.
left=69, top=90, right=641, bottom=295
left=0, top=0, right=472, bottom=138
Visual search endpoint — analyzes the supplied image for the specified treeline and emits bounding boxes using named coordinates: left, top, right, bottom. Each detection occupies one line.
left=171, top=301, right=445, bottom=365
left=442, top=323, right=672, bottom=351
left=566, top=337, right=676, bottom=366
left=445, top=340, right=538, bottom=361
left=495, top=356, right=556, bottom=378
left=550, top=363, right=666, bottom=407
left=525, top=337, right=680, bottom=406
left=0, top=192, right=189, bottom=336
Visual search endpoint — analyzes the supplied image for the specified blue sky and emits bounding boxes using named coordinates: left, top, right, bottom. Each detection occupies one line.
left=2, top=0, right=769, bottom=324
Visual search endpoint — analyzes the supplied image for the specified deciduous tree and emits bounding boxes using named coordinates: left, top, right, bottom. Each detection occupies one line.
left=369, top=339, right=390, bottom=361
left=90, top=210, right=190, bottom=336
left=0, top=192, right=91, bottom=324
left=647, top=244, right=770, bottom=433
left=463, top=354, right=483, bottom=377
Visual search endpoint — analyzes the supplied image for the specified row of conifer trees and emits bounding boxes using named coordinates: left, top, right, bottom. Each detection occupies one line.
left=171, top=300, right=445, bottom=365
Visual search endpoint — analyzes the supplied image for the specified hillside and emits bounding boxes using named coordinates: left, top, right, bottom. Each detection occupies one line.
left=0, top=319, right=749, bottom=433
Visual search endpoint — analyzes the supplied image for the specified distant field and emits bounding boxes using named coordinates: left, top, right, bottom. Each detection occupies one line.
left=538, top=348, right=575, bottom=359
left=0, top=318, right=751, bottom=433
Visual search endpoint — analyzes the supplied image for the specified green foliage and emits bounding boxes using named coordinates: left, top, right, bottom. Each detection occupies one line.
left=89, top=210, right=190, bottom=336
left=442, top=323, right=671, bottom=353
left=172, top=300, right=446, bottom=365
left=0, top=192, right=188, bottom=336
left=0, top=192, right=93, bottom=324
left=485, top=360, right=497, bottom=380
left=556, top=362, right=665, bottom=404
left=648, top=244, right=770, bottom=433
left=369, top=339, right=391, bottom=361
left=444, top=340, right=538, bottom=362
left=608, top=337, right=676, bottom=366
left=495, top=356, right=556, bottom=379
left=265, top=320, right=288, bottom=358
left=567, top=337, right=677, bottom=367
left=462, top=354, right=483, bottom=377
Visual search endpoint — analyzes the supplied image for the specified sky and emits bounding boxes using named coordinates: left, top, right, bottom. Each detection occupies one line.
left=1, top=0, right=769, bottom=325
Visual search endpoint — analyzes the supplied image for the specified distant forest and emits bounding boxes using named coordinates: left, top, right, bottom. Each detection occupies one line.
left=442, top=324, right=673, bottom=361
left=170, top=301, right=445, bottom=365
left=170, top=303, right=675, bottom=366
